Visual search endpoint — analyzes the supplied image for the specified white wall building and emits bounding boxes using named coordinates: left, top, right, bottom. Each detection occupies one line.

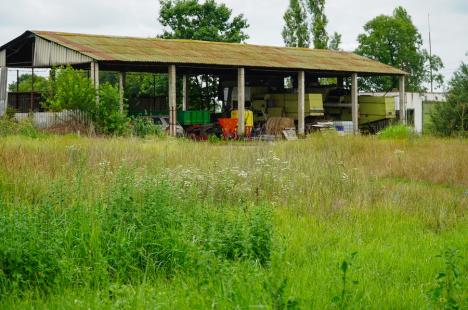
left=362, top=92, right=446, bottom=133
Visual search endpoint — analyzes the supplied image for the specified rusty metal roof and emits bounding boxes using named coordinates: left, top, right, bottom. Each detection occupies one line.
left=23, top=31, right=404, bottom=75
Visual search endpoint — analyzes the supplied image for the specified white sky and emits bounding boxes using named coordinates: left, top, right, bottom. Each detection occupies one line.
left=1, top=0, right=467, bottom=85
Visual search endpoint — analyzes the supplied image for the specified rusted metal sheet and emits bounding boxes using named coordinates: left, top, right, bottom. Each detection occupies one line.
left=28, top=31, right=405, bottom=75
left=34, top=36, right=92, bottom=67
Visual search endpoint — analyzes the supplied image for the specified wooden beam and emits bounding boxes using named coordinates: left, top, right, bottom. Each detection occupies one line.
left=237, top=68, right=245, bottom=136
left=298, top=71, right=305, bottom=136
left=351, top=73, right=359, bottom=134
left=399, top=75, right=406, bottom=124
left=168, top=65, right=177, bottom=136
left=182, top=74, right=188, bottom=111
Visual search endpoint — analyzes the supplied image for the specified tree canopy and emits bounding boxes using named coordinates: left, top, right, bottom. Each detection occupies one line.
left=159, top=0, right=249, bottom=43
left=282, top=0, right=341, bottom=50
left=430, top=62, right=468, bottom=136
left=8, top=74, right=49, bottom=93
left=356, top=7, right=444, bottom=92
left=282, top=0, right=310, bottom=48
left=306, top=0, right=328, bottom=49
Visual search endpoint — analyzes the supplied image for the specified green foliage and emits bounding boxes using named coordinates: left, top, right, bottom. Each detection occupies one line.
left=430, top=63, right=468, bottom=136
left=306, top=0, right=329, bottom=49
left=159, top=0, right=249, bottom=43
left=329, top=32, right=342, bottom=50
left=0, top=116, right=39, bottom=138
left=428, top=249, right=463, bottom=310
left=282, top=0, right=310, bottom=48
left=44, top=66, right=95, bottom=112
left=356, top=7, right=444, bottom=92
left=91, top=83, right=130, bottom=136
left=378, top=124, right=414, bottom=140
left=332, top=252, right=359, bottom=309
left=43, top=67, right=129, bottom=135
left=8, top=74, right=49, bottom=92
left=0, top=171, right=273, bottom=293
left=131, top=117, right=163, bottom=138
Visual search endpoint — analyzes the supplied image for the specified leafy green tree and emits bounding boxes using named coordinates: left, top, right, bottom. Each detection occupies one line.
left=158, top=0, right=250, bottom=110
left=159, top=0, right=249, bottom=43
left=430, top=63, right=468, bottom=136
left=8, top=74, right=49, bottom=92
left=356, top=7, right=444, bottom=92
left=306, top=0, right=329, bottom=49
left=282, top=0, right=310, bottom=48
left=328, top=32, right=342, bottom=51
left=44, top=66, right=129, bottom=135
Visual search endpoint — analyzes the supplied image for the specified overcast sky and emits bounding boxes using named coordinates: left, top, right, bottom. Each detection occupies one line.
left=1, top=0, right=467, bottom=84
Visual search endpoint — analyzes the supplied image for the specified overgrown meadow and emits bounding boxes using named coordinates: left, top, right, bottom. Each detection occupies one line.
left=0, top=134, right=466, bottom=309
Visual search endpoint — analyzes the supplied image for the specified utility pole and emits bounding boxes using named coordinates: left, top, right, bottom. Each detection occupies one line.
left=428, top=13, right=433, bottom=93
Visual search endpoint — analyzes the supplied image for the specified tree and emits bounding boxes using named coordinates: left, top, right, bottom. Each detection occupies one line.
left=430, top=63, right=468, bottom=136
left=306, top=0, right=329, bottom=49
left=328, top=32, right=342, bottom=51
left=356, top=7, right=444, bottom=92
left=158, top=0, right=250, bottom=110
left=282, top=0, right=310, bottom=48
left=159, top=0, right=249, bottom=43
left=8, top=74, right=49, bottom=92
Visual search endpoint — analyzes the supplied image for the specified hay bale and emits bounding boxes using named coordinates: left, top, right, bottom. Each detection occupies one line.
left=265, top=117, right=295, bottom=136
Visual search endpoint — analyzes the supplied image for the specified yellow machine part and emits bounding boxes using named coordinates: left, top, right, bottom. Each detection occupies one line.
left=231, top=110, right=254, bottom=127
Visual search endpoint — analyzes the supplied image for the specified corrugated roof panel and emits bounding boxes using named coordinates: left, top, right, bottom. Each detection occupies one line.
left=31, top=31, right=405, bottom=75
left=34, top=36, right=92, bottom=67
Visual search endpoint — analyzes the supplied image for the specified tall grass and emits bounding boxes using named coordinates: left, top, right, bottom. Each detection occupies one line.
left=0, top=134, right=466, bottom=308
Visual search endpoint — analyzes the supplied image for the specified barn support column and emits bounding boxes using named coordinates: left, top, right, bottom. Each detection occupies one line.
left=119, top=72, right=125, bottom=113
left=90, top=61, right=99, bottom=103
left=182, top=74, right=188, bottom=111
left=168, top=65, right=177, bottom=137
left=0, top=67, right=8, bottom=116
left=298, top=71, right=305, bottom=136
left=351, top=73, right=359, bottom=134
left=237, top=67, right=245, bottom=136
left=399, top=75, right=406, bottom=124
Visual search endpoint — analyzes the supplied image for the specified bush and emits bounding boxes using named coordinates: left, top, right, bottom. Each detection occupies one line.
left=43, top=66, right=130, bottom=136
left=430, top=63, right=468, bottom=137
left=131, top=116, right=163, bottom=138
left=378, top=124, right=413, bottom=140
left=91, top=83, right=130, bottom=136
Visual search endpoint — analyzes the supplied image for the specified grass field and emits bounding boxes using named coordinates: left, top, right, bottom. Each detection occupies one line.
left=0, top=134, right=466, bottom=309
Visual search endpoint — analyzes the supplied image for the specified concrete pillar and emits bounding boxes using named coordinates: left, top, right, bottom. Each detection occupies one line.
left=351, top=73, right=359, bottom=134
left=168, top=65, right=177, bottom=137
left=182, top=74, right=188, bottom=111
left=90, top=61, right=99, bottom=103
left=399, top=75, right=406, bottom=124
left=119, top=72, right=125, bottom=113
left=237, top=68, right=245, bottom=136
left=298, top=71, right=305, bottom=135
left=0, top=67, right=8, bottom=116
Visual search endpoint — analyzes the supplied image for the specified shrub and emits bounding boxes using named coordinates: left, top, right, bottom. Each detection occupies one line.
left=378, top=124, right=413, bottom=140
left=131, top=116, right=163, bottom=138
left=43, top=66, right=130, bottom=135
left=91, top=83, right=130, bottom=136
